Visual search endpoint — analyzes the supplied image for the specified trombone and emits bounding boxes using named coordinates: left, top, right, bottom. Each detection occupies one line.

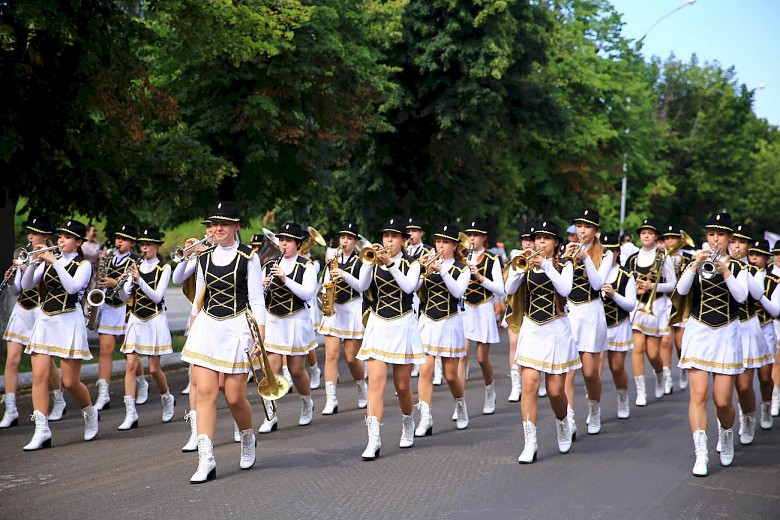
left=171, top=234, right=213, bottom=263
left=510, top=247, right=546, bottom=272
left=359, top=245, right=392, bottom=265
left=638, top=249, right=667, bottom=316
left=244, top=309, right=290, bottom=421
left=14, top=245, right=62, bottom=265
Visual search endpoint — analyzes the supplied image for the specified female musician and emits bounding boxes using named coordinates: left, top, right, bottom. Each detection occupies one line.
left=505, top=220, right=580, bottom=463
left=626, top=219, right=677, bottom=406
left=117, top=228, right=175, bottom=430
left=561, top=209, right=612, bottom=436
left=180, top=202, right=261, bottom=483
left=317, top=222, right=368, bottom=415
left=676, top=212, right=748, bottom=477
left=661, top=226, right=694, bottom=391
left=414, top=224, right=472, bottom=436
left=461, top=218, right=505, bottom=415
left=1, top=217, right=67, bottom=428
left=599, top=232, right=637, bottom=419
left=20, top=220, right=99, bottom=450
left=93, top=225, right=149, bottom=411
left=354, top=218, right=424, bottom=459
left=772, top=241, right=780, bottom=418
left=258, top=222, right=318, bottom=433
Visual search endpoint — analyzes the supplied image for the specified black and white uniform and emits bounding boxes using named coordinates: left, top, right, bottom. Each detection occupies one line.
left=119, top=257, right=173, bottom=356
left=566, top=248, right=612, bottom=353
left=774, top=264, right=780, bottom=349
left=21, top=252, right=92, bottom=360
left=668, top=250, right=694, bottom=328
left=355, top=253, right=424, bottom=365
left=416, top=258, right=470, bottom=358
left=318, top=249, right=364, bottom=339
left=97, top=252, right=137, bottom=335
left=627, top=248, right=677, bottom=337
left=739, top=265, right=774, bottom=369
left=462, top=249, right=504, bottom=344
left=756, top=270, right=780, bottom=354
left=2, top=267, right=42, bottom=346
left=181, top=243, right=264, bottom=374
left=602, top=264, right=637, bottom=351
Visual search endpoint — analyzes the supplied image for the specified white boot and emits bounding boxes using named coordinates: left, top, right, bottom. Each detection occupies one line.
left=739, top=412, right=756, bottom=445
left=411, top=364, right=419, bottom=378
left=190, top=434, right=216, bottom=483
left=1, top=393, right=19, bottom=428
left=567, top=405, right=577, bottom=441
left=282, top=366, right=294, bottom=394
left=82, top=405, right=99, bottom=441
left=48, top=389, right=67, bottom=421
left=23, top=410, right=52, bottom=451
left=716, top=422, right=723, bottom=452
left=455, top=396, right=469, bottom=430
left=399, top=414, right=415, bottom=448
left=414, top=401, right=433, bottom=437
left=181, top=366, right=191, bottom=395
left=663, top=367, right=673, bottom=395
left=308, top=363, right=321, bottom=390
left=433, top=357, right=443, bottom=386
left=356, top=380, right=368, bottom=409
left=117, top=396, right=139, bottom=430
left=654, top=371, right=664, bottom=399
left=239, top=428, right=256, bottom=470
left=760, top=401, right=773, bottom=430
left=587, top=400, right=601, bottom=435
left=772, top=386, right=780, bottom=417
left=518, top=421, right=537, bottom=464
left=161, top=392, right=175, bottom=423
left=679, top=368, right=688, bottom=390
left=635, top=375, right=647, bottom=406
left=299, top=395, right=314, bottom=426
left=361, top=416, right=381, bottom=460
left=616, top=389, right=630, bottom=419
left=537, top=375, right=547, bottom=397
left=258, top=400, right=278, bottom=433
left=135, top=376, right=149, bottom=405
left=556, top=417, right=573, bottom=454
left=94, top=378, right=111, bottom=411
left=322, top=381, right=339, bottom=415
left=234, top=420, right=241, bottom=442
left=508, top=370, right=521, bottom=402
left=465, top=359, right=471, bottom=381
left=719, top=426, right=734, bottom=466
left=182, top=410, right=198, bottom=452
left=692, top=429, right=708, bottom=477
left=483, top=383, right=496, bottom=415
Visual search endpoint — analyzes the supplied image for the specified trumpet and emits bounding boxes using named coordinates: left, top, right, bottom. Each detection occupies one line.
left=420, top=249, right=444, bottom=278
left=171, top=234, right=213, bottom=263
left=14, top=245, right=62, bottom=265
left=359, top=245, right=391, bottom=265
left=699, top=247, right=722, bottom=280
left=510, top=247, right=546, bottom=272
left=562, top=235, right=586, bottom=263
left=244, top=309, right=290, bottom=421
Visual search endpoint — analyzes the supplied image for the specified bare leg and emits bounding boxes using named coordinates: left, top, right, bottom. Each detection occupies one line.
left=442, top=357, right=463, bottom=398
left=632, top=331, right=647, bottom=377
left=366, top=359, right=387, bottom=421
left=323, top=335, right=341, bottom=384
left=287, top=355, right=311, bottom=396
left=97, top=333, right=116, bottom=382
left=3, top=342, right=23, bottom=395
left=193, top=366, right=219, bottom=439
left=148, top=356, right=169, bottom=395
left=712, top=373, right=737, bottom=430
left=608, top=351, right=628, bottom=390
left=476, top=342, right=493, bottom=385
left=687, top=368, right=710, bottom=432
left=344, top=339, right=365, bottom=381
left=580, top=352, right=602, bottom=402
left=224, top=373, right=252, bottom=430
left=60, top=359, right=91, bottom=407
left=393, top=363, right=414, bottom=415
left=520, top=367, right=540, bottom=423
left=416, top=355, right=434, bottom=405
left=31, top=354, right=52, bottom=413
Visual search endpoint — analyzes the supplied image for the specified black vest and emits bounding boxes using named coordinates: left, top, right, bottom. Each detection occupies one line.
left=370, top=255, right=415, bottom=320
left=420, top=261, right=467, bottom=321
left=41, top=255, right=86, bottom=316
left=265, top=255, right=311, bottom=318
left=567, top=256, right=603, bottom=304
left=602, top=267, right=632, bottom=327
left=690, top=260, right=742, bottom=328
left=199, top=244, right=252, bottom=320
left=465, top=251, right=497, bottom=306
left=334, top=251, right=361, bottom=304
left=737, top=264, right=762, bottom=322
left=523, top=267, right=565, bottom=325
left=130, top=263, right=166, bottom=321
left=757, top=272, right=780, bottom=326
left=105, top=253, right=139, bottom=307
left=626, top=250, right=668, bottom=304
left=17, top=285, right=41, bottom=310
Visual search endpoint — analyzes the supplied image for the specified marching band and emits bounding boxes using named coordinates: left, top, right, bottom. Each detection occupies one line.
left=2, top=204, right=780, bottom=481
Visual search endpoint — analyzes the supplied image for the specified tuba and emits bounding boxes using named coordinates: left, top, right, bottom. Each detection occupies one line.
left=299, top=226, right=327, bottom=256
left=244, top=309, right=290, bottom=420
left=257, top=228, right=281, bottom=265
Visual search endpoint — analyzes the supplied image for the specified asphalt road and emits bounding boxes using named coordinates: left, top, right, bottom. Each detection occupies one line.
left=1, top=328, right=778, bottom=520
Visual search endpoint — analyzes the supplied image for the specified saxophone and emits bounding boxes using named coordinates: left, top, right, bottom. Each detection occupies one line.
left=319, top=246, right=343, bottom=317
left=85, top=250, right=113, bottom=330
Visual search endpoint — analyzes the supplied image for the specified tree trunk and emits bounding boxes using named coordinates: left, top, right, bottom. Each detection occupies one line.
left=0, top=188, right=19, bottom=356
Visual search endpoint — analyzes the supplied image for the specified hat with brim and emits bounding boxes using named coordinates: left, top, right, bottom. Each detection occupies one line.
left=521, top=220, right=537, bottom=240
left=380, top=217, right=408, bottom=237
left=339, top=222, right=360, bottom=238
left=249, top=233, right=263, bottom=246
left=772, top=241, right=780, bottom=255
left=749, top=239, right=770, bottom=256
left=115, top=225, right=137, bottom=241
left=433, top=224, right=460, bottom=242
left=572, top=208, right=600, bottom=228
left=465, top=218, right=488, bottom=235
left=207, top=201, right=242, bottom=223
left=636, top=218, right=662, bottom=234
left=26, top=216, right=53, bottom=235
left=137, top=228, right=164, bottom=244
left=57, top=220, right=87, bottom=241
left=277, top=222, right=305, bottom=241
left=406, top=217, right=424, bottom=231
left=732, top=223, right=753, bottom=242
left=600, top=231, right=619, bottom=249
left=661, top=225, right=681, bottom=238
left=533, top=220, right=562, bottom=243
left=704, top=212, right=733, bottom=232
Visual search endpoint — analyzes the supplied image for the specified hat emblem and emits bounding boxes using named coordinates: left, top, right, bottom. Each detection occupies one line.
left=584, top=210, right=589, bottom=215
left=217, top=202, right=223, bottom=209
left=348, top=223, right=352, bottom=229
left=716, top=215, right=721, bottom=221
left=67, top=220, right=72, bottom=226
left=471, top=221, right=476, bottom=226
left=390, top=218, right=394, bottom=224
left=285, top=224, right=290, bottom=230
left=443, top=225, right=448, bottom=231
left=408, top=218, right=413, bottom=223
left=32, top=218, right=37, bottom=224
left=542, top=221, right=547, bottom=227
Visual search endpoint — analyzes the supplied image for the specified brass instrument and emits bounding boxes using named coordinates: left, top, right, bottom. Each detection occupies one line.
left=171, top=234, right=213, bottom=263
left=299, top=227, right=327, bottom=256
left=319, top=246, right=343, bottom=317
left=699, top=247, right=722, bottom=280
left=85, top=251, right=113, bottom=330
left=458, top=232, right=470, bottom=253
left=14, top=245, right=62, bottom=265
left=420, top=249, right=444, bottom=278
left=106, top=257, right=142, bottom=300
left=668, top=230, right=695, bottom=256
left=638, top=249, right=667, bottom=316
left=510, top=247, right=546, bottom=273
left=244, top=309, right=290, bottom=420
left=562, top=234, right=586, bottom=263
left=257, top=228, right=281, bottom=265
left=359, top=245, right=391, bottom=265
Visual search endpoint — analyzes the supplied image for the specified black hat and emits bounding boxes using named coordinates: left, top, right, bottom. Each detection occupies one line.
left=115, top=225, right=137, bottom=241
left=57, top=220, right=87, bottom=241
left=520, top=220, right=537, bottom=240
left=433, top=223, right=460, bottom=242
left=600, top=232, right=619, bottom=248
left=201, top=216, right=212, bottom=225
left=465, top=218, right=488, bottom=235
left=533, top=220, right=562, bottom=243
left=636, top=218, right=662, bottom=234
left=137, top=228, right=164, bottom=244
left=207, top=201, right=241, bottom=223
left=276, top=222, right=305, bottom=241
left=772, top=241, right=780, bottom=255
left=26, top=216, right=53, bottom=235
left=661, top=225, right=682, bottom=238
left=380, top=217, right=408, bottom=237
left=338, top=222, right=360, bottom=238
left=572, top=208, right=600, bottom=228
left=704, top=212, right=733, bottom=232
left=249, top=233, right=264, bottom=246
left=406, top=217, right=424, bottom=231
left=749, top=239, right=770, bottom=256
left=732, top=223, right=753, bottom=242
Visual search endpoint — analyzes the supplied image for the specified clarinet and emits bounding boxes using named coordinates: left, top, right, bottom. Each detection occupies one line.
left=460, top=244, right=475, bottom=311
left=264, top=251, right=284, bottom=301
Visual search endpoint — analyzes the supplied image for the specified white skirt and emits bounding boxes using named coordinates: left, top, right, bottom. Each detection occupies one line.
left=775, top=319, right=780, bottom=349
left=181, top=312, right=252, bottom=374
left=679, top=318, right=743, bottom=375
left=607, top=319, right=634, bottom=352
left=514, top=317, right=582, bottom=374
left=741, top=316, right=773, bottom=368
left=25, top=309, right=92, bottom=360
left=567, top=299, right=607, bottom=353
left=462, top=299, right=499, bottom=344
left=761, top=322, right=777, bottom=357
left=97, top=304, right=127, bottom=335
left=418, top=313, right=466, bottom=358
left=264, top=310, right=317, bottom=356
left=308, top=296, right=321, bottom=332
left=121, top=312, right=173, bottom=356
left=631, top=296, right=671, bottom=337
left=3, top=303, right=41, bottom=346
left=318, top=298, right=364, bottom=339
left=357, top=311, right=424, bottom=365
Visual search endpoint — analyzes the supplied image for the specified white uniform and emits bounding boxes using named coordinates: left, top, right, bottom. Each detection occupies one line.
left=462, top=248, right=504, bottom=344
left=119, top=258, right=173, bottom=356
